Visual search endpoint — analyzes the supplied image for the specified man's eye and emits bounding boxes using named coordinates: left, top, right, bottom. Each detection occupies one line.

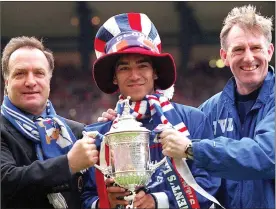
left=118, top=67, right=128, bottom=71
left=139, top=64, right=148, bottom=68
left=234, top=48, right=243, bottom=52
left=15, top=72, right=24, bottom=76
left=252, top=47, right=262, bottom=52
left=36, top=71, right=45, bottom=75
left=232, top=48, right=244, bottom=55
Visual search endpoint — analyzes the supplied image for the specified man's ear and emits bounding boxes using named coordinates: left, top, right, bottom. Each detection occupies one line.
left=267, top=43, right=274, bottom=62
left=113, top=76, right=118, bottom=85
left=4, top=79, right=9, bottom=94
left=153, top=69, right=158, bottom=80
left=220, top=48, right=230, bottom=66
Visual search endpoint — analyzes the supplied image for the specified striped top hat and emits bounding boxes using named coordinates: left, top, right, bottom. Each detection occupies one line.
left=93, top=13, right=176, bottom=94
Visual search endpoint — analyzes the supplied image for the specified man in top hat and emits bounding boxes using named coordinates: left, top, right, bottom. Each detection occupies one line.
left=81, top=13, right=220, bottom=209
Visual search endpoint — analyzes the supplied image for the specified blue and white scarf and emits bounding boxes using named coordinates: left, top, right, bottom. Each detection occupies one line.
left=1, top=96, right=77, bottom=208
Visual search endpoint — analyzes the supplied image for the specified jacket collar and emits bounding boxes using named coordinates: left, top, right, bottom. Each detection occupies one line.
left=221, top=65, right=275, bottom=105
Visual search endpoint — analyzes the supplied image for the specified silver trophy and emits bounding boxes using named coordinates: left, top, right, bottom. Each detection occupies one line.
left=92, top=96, right=166, bottom=208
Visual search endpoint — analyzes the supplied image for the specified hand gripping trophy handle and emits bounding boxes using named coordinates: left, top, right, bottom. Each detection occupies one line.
left=82, top=131, right=112, bottom=177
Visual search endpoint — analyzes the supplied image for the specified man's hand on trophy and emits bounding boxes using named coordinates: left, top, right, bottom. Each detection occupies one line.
left=133, top=190, right=156, bottom=209
left=159, top=128, right=192, bottom=159
left=97, top=108, right=117, bottom=122
left=105, top=178, right=130, bottom=208
left=67, top=134, right=99, bottom=174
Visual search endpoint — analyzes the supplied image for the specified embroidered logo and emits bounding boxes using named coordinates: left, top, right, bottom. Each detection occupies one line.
left=37, top=119, right=72, bottom=148
left=213, top=118, right=234, bottom=135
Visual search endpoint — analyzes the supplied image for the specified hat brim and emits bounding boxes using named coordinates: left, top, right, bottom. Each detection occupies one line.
left=93, top=47, right=176, bottom=94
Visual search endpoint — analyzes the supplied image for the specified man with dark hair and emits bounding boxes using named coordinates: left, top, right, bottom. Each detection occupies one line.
left=81, top=13, right=221, bottom=209
left=1, top=36, right=99, bottom=209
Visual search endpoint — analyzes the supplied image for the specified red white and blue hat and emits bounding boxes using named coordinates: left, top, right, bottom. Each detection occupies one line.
left=93, top=13, right=176, bottom=94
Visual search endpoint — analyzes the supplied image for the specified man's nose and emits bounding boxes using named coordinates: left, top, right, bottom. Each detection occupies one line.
left=129, top=68, right=140, bottom=80
left=243, top=48, right=255, bottom=63
left=25, top=73, right=36, bottom=87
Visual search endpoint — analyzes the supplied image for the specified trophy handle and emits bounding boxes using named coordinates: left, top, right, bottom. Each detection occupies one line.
left=149, top=157, right=167, bottom=171
left=94, top=164, right=112, bottom=177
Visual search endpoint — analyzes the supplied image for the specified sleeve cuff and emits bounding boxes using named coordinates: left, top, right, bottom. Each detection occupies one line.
left=151, top=192, right=169, bottom=208
left=193, top=140, right=212, bottom=168
left=91, top=198, right=99, bottom=209
left=192, top=141, right=204, bottom=167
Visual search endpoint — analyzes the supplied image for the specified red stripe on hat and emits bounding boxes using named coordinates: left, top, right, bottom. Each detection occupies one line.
left=94, top=38, right=106, bottom=52
left=178, top=126, right=188, bottom=132
left=150, top=105, right=155, bottom=111
left=128, top=13, right=142, bottom=32
left=157, top=43, right=161, bottom=52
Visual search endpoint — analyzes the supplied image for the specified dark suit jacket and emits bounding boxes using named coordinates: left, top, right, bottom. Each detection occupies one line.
left=1, top=115, right=85, bottom=209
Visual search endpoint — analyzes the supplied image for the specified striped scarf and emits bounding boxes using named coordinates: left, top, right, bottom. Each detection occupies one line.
left=1, top=96, right=77, bottom=208
left=96, top=92, right=200, bottom=209
left=114, top=93, right=189, bottom=136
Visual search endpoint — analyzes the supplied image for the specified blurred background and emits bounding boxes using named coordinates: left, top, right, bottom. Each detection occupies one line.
left=1, top=1, right=275, bottom=123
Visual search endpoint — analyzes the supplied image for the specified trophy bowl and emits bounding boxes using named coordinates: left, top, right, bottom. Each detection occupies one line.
left=92, top=96, right=167, bottom=208
left=105, top=130, right=151, bottom=191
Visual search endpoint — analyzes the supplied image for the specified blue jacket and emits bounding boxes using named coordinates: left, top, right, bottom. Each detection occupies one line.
left=195, top=67, right=275, bottom=208
left=81, top=102, right=221, bottom=209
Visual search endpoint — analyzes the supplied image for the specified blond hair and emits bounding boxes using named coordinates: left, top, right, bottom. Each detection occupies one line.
left=220, top=5, right=273, bottom=50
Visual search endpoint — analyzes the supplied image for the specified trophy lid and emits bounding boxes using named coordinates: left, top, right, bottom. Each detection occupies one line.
left=105, top=96, right=150, bottom=135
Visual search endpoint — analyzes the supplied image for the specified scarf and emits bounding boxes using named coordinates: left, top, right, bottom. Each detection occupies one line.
left=95, top=92, right=200, bottom=209
left=1, top=96, right=77, bottom=208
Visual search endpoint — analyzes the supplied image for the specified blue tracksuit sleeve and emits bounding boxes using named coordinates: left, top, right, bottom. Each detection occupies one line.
left=194, top=102, right=275, bottom=180
left=81, top=167, right=98, bottom=209
left=174, top=104, right=221, bottom=209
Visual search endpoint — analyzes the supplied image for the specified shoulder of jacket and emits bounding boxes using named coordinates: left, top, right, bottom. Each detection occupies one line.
left=62, top=117, right=85, bottom=129
left=199, top=92, right=223, bottom=112
left=59, top=117, right=85, bottom=139
left=171, top=102, right=207, bottom=119
left=171, top=102, right=198, bottom=112
left=1, top=115, right=13, bottom=131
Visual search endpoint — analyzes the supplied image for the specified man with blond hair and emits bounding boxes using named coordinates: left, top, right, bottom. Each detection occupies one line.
left=160, top=5, right=275, bottom=209
left=1, top=36, right=99, bottom=208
